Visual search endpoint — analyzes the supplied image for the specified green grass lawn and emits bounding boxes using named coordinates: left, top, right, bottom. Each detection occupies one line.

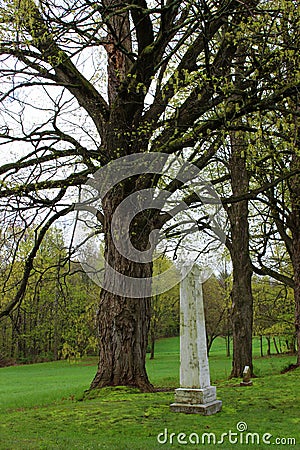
left=0, top=337, right=299, bottom=449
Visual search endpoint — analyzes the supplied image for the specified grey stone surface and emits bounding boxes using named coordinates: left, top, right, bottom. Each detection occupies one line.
left=171, top=266, right=222, bottom=415
left=174, top=387, right=217, bottom=405
left=179, top=265, right=210, bottom=388
left=170, top=400, right=222, bottom=415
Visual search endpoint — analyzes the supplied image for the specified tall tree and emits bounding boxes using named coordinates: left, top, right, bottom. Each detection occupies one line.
left=227, top=130, right=254, bottom=377
left=0, top=0, right=299, bottom=391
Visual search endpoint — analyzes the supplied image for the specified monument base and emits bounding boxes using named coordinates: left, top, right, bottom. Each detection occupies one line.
left=170, top=388, right=222, bottom=415
left=240, top=381, right=253, bottom=387
left=170, top=400, right=222, bottom=415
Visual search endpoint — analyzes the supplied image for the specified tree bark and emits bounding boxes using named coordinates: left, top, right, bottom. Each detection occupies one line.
left=90, top=188, right=155, bottom=392
left=228, top=131, right=254, bottom=378
left=91, top=288, right=153, bottom=392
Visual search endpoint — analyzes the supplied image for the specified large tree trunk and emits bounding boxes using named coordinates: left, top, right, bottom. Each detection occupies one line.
left=228, top=132, right=254, bottom=378
left=90, top=187, right=154, bottom=392
left=91, top=289, right=153, bottom=392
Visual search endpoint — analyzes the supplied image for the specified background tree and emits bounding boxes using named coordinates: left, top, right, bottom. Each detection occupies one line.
left=253, top=275, right=295, bottom=357
left=203, top=275, right=230, bottom=355
left=0, top=227, right=99, bottom=364
left=247, top=101, right=300, bottom=365
left=149, top=256, right=179, bottom=360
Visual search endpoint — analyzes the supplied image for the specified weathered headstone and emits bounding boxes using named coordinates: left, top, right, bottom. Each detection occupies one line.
left=170, top=265, right=222, bottom=415
left=240, top=365, right=253, bottom=386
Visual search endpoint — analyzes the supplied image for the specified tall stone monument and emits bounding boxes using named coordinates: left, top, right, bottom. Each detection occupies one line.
left=170, top=265, right=222, bottom=415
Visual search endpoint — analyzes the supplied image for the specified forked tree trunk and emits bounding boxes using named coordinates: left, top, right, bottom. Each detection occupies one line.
left=90, top=188, right=154, bottom=392
left=228, top=132, right=254, bottom=378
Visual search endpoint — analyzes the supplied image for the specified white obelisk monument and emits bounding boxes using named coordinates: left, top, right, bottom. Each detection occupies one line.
left=170, top=265, right=222, bottom=414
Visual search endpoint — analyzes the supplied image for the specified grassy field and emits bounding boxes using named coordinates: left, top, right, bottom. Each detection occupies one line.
left=0, top=337, right=299, bottom=449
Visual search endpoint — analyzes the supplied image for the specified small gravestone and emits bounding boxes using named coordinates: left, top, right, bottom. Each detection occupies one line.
left=240, top=365, right=253, bottom=386
left=170, top=265, right=222, bottom=415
